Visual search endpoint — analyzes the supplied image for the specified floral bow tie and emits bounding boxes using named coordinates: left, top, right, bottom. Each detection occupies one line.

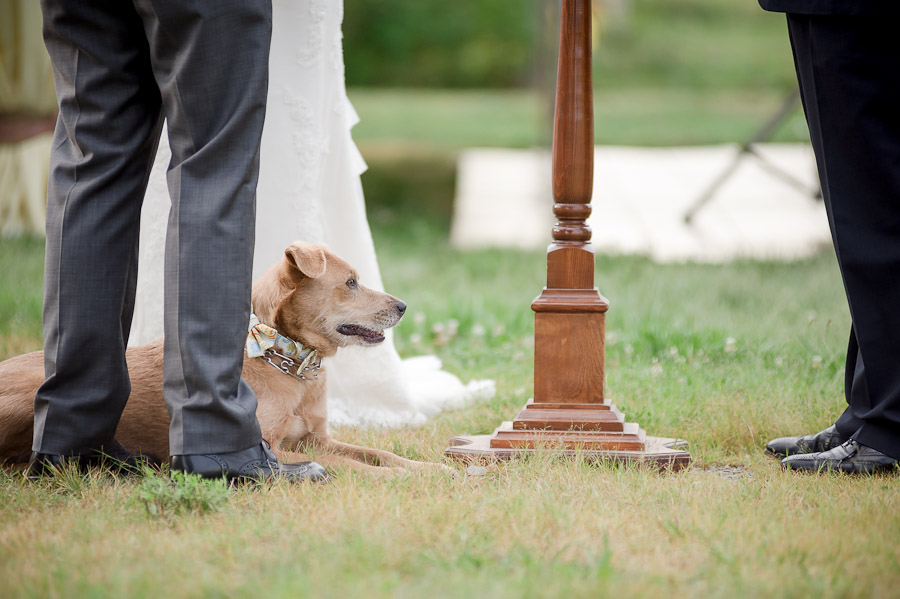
left=246, top=311, right=302, bottom=359
left=245, top=310, right=321, bottom=381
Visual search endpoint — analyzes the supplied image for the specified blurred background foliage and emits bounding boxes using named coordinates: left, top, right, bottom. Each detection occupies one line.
left=344, top=0, right=796, bottom=92
left=1, top=0, right=809, bottom=277
left=343, top=0, right=535, bottom=88
left=343, top=0, right=807, bottom=237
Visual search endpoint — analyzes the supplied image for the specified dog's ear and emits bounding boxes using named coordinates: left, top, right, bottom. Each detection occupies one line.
left=284, top=242, right=327, bottom=280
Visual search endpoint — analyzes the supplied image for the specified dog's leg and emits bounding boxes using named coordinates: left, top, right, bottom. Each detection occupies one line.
left=276, top=448, right=405, bottom=478
left=311, top=454, right=407, bottom=478
left=312, top=437, right=457, bottom=476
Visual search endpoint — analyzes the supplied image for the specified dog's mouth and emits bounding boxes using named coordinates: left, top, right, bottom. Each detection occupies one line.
left=336, top=324, right=385, bottom=344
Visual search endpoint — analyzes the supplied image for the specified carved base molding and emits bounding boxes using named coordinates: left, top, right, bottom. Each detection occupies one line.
left=446, top=427, right=691, bottom=471
left=446, top=398, right=690, bottom=470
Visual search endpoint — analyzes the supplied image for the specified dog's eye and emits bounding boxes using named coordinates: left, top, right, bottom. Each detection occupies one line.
left=346, top=278, right=357, bottom=289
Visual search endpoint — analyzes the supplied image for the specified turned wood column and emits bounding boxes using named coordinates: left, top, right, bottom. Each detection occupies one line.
left=445, top=0, right=691, bottom=467
left=531, top=0, right=608, bottom=406
left=489, top=0, right=634, bottom=446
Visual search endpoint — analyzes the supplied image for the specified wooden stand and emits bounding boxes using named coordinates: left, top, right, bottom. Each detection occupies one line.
left=445, top=0, right=691, bottom=470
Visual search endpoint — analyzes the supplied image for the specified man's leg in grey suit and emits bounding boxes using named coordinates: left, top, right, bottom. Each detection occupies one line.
left=34, top=0, right=165, bottom=454
left=133, top=0, right=272, bottom=455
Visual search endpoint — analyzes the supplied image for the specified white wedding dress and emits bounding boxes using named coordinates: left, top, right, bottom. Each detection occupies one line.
left=130, top=0, right=493, bottom=427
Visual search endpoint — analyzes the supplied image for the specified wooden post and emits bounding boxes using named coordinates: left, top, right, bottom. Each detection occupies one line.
left=446, top=0, right=691, bottom=468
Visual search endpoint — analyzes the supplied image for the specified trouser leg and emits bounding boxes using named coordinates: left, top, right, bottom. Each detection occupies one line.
left=132, top=0, right=272, bottom=454
left=34, top=0, right=164, bottom=454
left=787, top=14, right=900, bottom=459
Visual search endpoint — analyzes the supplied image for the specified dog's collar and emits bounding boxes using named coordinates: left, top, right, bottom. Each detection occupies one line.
left=246, top=311, right=321, bottom=381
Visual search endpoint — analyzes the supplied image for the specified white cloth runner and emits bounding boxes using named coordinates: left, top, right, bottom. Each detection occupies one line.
left=451, top=143, right=829, bottom=263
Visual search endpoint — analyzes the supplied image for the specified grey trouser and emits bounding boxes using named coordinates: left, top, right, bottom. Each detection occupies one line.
left=34, top=0, right=272, bottom=456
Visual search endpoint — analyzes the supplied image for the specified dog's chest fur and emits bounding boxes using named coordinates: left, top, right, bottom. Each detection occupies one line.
left=241, top=356, right=328, bottom=449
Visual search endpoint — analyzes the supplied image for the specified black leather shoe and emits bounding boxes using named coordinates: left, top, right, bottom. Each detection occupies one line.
left=170, top=442, right=329, bottom=483
left=782, top=439, right=899, bottom=474
left=765, top=424, right=843, bottom=458
left=26, top=439, right=159, bottom=479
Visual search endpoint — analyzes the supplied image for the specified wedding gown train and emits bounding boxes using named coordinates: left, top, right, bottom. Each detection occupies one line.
left=130, top=0, right=494, bottom=427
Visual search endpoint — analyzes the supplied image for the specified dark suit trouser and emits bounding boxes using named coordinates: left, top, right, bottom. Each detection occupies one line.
left=34, top=0, right=272, bottom=456
left=787, top=14, right=900, bottom=459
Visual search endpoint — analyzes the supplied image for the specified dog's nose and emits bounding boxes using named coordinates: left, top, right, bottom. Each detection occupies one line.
left=396, top=301, right=407, bottom=316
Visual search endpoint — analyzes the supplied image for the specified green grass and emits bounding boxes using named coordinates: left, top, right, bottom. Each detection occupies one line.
left=349, top=87, right=811, bottom=150
left=374, top=227, right=852, bottom=462
left=591, top=0, right=797, bottom=91
left=3, top=218, right=899, bottom=598
left=0, top=236, right=44, bottom=358
left=3, top=461, right=898, bottom=598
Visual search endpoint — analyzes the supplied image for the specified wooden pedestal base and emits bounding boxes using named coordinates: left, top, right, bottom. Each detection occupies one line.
left=445, top=425, right=691, bottom=471
left=445, top=398, right=691, bottom=470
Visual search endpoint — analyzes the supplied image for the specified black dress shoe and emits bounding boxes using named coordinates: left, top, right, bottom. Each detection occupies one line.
left=26, top=439, right=160, bottom=479
left=782, top=439, right=899, bottom=474
left=171, top=442, right=329, bottom=483
left=765, top=424, right=843, bottom=458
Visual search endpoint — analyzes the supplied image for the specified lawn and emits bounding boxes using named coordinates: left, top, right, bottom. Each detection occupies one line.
left=2, top=217, right=899, bottom=598
left=2, top=1, right=896, bottom=595
left=349, top=87, right=811, bottom=151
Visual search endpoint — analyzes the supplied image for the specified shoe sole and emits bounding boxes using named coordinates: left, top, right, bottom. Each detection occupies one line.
left=767, top=442, right=843, bottom=461
left=766, top=447, right=814, bottom=459
left=782, top=461, right=898, bottom=474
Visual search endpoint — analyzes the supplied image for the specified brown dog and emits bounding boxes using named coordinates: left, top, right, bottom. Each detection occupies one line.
left=0, top=242, right=454, bottom=477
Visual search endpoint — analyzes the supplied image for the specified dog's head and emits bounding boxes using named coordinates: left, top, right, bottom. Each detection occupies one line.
left=252, top=241, right=406, bottom=356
